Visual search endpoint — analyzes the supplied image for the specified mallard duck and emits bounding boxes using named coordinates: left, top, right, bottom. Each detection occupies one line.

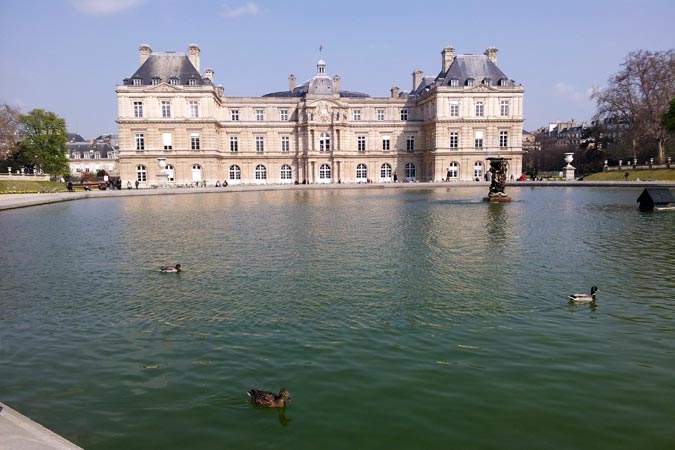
left=569, top=286, right=598, bottom=304
left=247, top=388, right=291, bottom=408
left=160, top=263, right=181, bottom=273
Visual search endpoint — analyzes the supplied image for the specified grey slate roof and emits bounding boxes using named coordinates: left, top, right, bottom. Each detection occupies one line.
left=66, top=142, right=117, bottom=159
left=123, top=52, right=208, bottom=86
left=410, top=54, right=515, bottom=97
left=67, top=133, right=86, bottom=143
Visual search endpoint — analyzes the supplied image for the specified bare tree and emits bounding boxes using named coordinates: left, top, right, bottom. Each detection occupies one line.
left=592, top=50, right=675, bottom=163
left=0, top=102, right=20, bottom=160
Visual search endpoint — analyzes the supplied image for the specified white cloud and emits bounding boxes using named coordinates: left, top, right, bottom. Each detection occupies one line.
left=71, top=0, right=143, bottom=15
left=221, top=2, right=264, bottom=19
left=554, top=82, right=592, bottom=102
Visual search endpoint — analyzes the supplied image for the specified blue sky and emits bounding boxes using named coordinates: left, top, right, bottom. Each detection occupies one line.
left=1, top=0, right=674, bottom=138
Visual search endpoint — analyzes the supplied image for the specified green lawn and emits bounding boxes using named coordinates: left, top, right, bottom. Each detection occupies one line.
left=583, top=169, right=675, bottom=181
left=0, top=180, right=69, bottom=194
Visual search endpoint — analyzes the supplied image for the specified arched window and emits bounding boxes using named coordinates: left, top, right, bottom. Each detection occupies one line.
left=191, top=164, right=202, bottom=182
left=448, top=162, right=459, bottom=180
left=356, top=163, right=367, bottom=182
left=165, top=164, right=175, bottom=182
left=473, top=161, right=483, bottom=180
left=255, top=164, right=267, bottom=180
left=319, top=132, right=331, bottom=152
left=229, top=165, right=241, bottom=181
left=380, top=163, right=392, bottom=180
left=405, top=163, right=416, bottom=180
left=280, top=164, right=292, bottom=182
left=136, top=165, right=147, bottom=182
left=319, top=163, right=331, bottom=182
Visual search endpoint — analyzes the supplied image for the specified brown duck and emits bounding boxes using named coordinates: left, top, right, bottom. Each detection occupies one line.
left=247, top=388, right=291, bottom=408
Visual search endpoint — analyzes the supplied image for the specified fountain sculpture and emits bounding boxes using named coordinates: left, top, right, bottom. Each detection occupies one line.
left=484, top=157, right=512, bottom=203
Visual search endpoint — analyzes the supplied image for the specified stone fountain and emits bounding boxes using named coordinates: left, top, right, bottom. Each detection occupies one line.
left=484, top=157, right=512, bottom=203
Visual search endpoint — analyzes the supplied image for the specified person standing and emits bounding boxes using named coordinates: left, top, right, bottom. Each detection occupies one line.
left=624, top=171, right=629, bottom=181
left=135, top=180, right=139, bottom=189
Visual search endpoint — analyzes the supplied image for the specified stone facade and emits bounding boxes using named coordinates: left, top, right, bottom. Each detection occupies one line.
left=116, top=44, right=524, bottom=187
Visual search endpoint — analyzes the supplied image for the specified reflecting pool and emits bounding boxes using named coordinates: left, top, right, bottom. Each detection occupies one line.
left=1, top=186, right=674, bottom=449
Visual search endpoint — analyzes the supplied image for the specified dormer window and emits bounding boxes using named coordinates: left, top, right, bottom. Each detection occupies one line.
left=499, top=78, right=510, bottom=87
left=482, top=78, right=491, bottom=86
left=188, top=78, right=197, bottom=86
left=449, top=78, right=459, bottom=87
left=132, top=78, right=142, bottom=86
left=466, top=78, right=475, bottom=87
left=152, top=77, right=160, bottom=86
left=169, top=77, right=179, bottom=86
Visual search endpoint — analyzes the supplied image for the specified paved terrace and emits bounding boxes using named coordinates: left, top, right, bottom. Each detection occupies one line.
left=0, top=403, right=83, bottom=450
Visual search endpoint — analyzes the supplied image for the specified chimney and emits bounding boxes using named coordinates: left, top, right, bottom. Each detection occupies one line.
left=204, top=68, right=214, bottom=82
left=484, top=47, right=498, bottom=65
left=441, top=46, right=455, bottom=72
left=289, top=74, right=296, bottom=92
left=391, top=86, right=400, bottom=98
left=412, top=69, right=423, bottom=91
left=333, top=75, right=341, bottom=94
left=188, top=44, right=201, bottom=72
left=139, top=44, right=152, bottom=65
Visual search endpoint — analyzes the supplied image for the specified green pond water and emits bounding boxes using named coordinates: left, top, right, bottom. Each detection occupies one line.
left=1, top=186, right=674, bottom=449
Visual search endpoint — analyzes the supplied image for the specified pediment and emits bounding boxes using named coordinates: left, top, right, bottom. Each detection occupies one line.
left=467, top=85, right=498, bottom=93
left=148, top=83, right=181, bottom=92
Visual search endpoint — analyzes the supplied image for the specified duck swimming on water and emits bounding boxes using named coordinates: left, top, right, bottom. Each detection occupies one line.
left=569, top=286, right=598, bottom=304
left=160, top=263, right=181, bottom=273
left=247, top=388, right=291, bottom=408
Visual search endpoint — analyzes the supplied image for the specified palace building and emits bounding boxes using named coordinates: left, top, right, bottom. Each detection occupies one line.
left=116, top=44, right=524, bottom=186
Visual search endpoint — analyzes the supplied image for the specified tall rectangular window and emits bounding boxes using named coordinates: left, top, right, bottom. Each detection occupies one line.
left=280, top=109, right=289, bottom=121
left=162, top=132, right=172, bottom=150
left=191, top=133, right=200, bottom=150
left=353, top=109, right=361, bottom=121
left=377, top=109, right=385, bottom=121
left=133, top=101, right=143, bottom=118
left=475, top=130, right=484, bottom=148
left=255, top=136, right=264, bottom=152
left=135, top=133, right=145, bottom=150
left=231, top=110, right=239, bottom=121
left=281, top=136, right=290, bottom=152
left=400, top=109, right=408, bottom=121
left=406, top=135, right=415, bottom=152
left=449, top=131, right=459, bottom=149
left=475, top=101, right=484, bottom=117
left=499, top=131, right=508, bottom=148
left=450, top=100, right=459, bottom=117
left=230, top=136, right=238, bottom=152
left=132, top=78, right=141, bottom=86
left=256, top=109, right=264, bottom=121
left=382, top=136, right=390, bottom=151
left=500, top=100, right=510, bottom=117
left=161, top=100, right=171, bottom=118
left=189, top=101, right=199, bottom=118
left=357, top=136, right=366, bottom=152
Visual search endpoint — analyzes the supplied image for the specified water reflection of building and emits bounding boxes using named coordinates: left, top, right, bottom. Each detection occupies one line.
left=116, top=44, right=524, bottom=187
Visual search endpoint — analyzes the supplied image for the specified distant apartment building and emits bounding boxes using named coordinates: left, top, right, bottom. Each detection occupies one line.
left=115, top=44, right=524, bottom=186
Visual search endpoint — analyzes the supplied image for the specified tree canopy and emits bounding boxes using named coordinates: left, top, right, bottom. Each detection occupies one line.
left=0, top=103, right=20, bottom=161
left=16, top=109, right=69, bottom=175
left=662, top=97, right=675, bottom=133
left=592, top=50, right=675, bottom=163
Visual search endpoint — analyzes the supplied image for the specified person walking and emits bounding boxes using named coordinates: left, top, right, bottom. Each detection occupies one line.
left=624, top=171, right=629, bottom=181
